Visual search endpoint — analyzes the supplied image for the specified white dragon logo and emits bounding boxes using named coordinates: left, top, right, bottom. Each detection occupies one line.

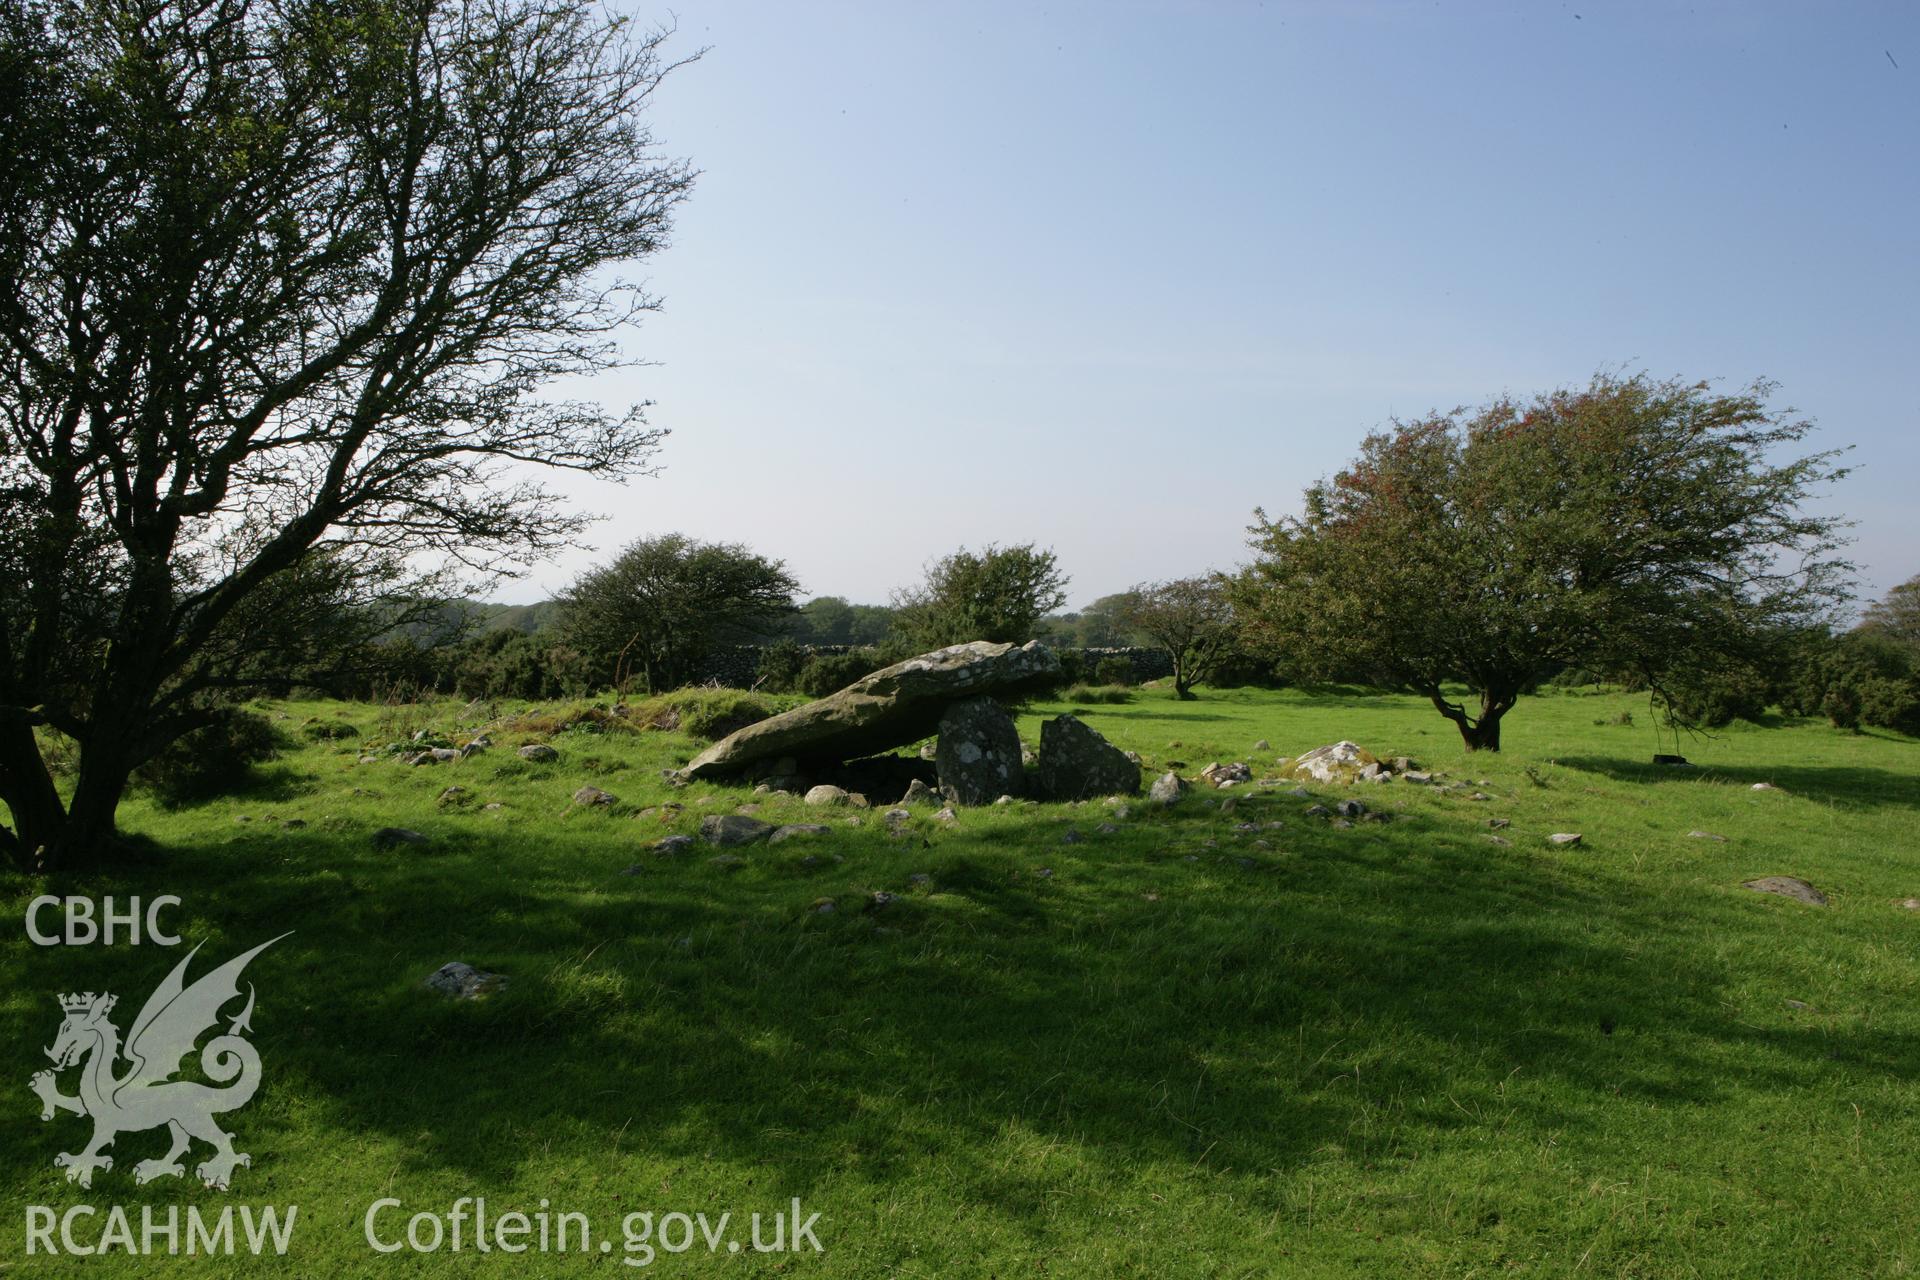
left=29, top=934, right=288, bottom=1190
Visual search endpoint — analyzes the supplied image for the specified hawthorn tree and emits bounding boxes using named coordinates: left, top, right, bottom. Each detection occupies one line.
left=1236, top=373, right=1851, bottom=750
left=0, top=0, right=696, bottom=868
left=1859, top=574, right=1920, bottom=655
left=891, top=543, right=1069, bottom=649
left=556, top=535, right=798, bottom=692
left=1119, top=577, right=1234, bottom=700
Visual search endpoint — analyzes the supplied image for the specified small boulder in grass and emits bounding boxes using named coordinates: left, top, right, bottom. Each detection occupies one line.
left=1547, top=832, right=1584, bottom=847
left=769, top=823, right=830, bottom=844
left=372, top=827, right=430, bottom=850
left=1688, top=830, right=1728, bottom=842
left=572, top=786, right=617, bottom=808
left=1751, top=782, right=1782, bottom=792
left=699, top=815, right=776, bottom=847
left=426, top=961, right=506, bottom=1000
left=1898, top=898, right=1920, bottom=911
left=1742, top=876, right=1827, bottom=906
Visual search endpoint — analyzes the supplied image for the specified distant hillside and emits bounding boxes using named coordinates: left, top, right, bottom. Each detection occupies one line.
left=470, top=600, right=564, bottom=633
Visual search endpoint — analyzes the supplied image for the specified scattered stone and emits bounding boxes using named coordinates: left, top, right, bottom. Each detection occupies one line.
left=900, top=778, right=939, bottom=806
left=1687, top=830, right=1728, bottom=842
left=1487, top=818, right=1511, bottom=830
left=1334, top=799, right=1367, bottom=819
left=518, top=743, right=559, bottom=762
left=436, top=786, right=472, bottom=807
left=1898, top=899, right=1920, bottom=911
left=770, top=823, right=831, bottom=844
left=411, top=730, right=431, bottom=742
left=809, top=898, right=837, bottom=915
left=1200, top=761, right=1253, bottom=787
left=654, top=835, right=695, bottom=855
left=1357, top=761, right=1387, bottom=783
left=804, top=784, right=850, bottom=807
left=699, top=815, right=776, bottom=847
left=1742, top=876, right=1827, bottom=906
left=934, top=695, right=1026, bottom=805
left=1036, top=715, right=1141, bottom=799
left=479, top=803, right=503, bottom=813
left=1330, top=818, right=1354, bottom=829
left=1487, top=835, right=1512, bottom=847
left=1232, top=822, right=1260, bottom=835
left=753, top=783, right=772, bottom=796
left=358, top=754, right=380, bottom=764
left=372, top=827, right=429, bottom=849
left=1034, top=868, right=1054, bottom=879
left=681, top=640, right=1063, bottom=779
left=1286, top=741, right=1381, bottom=784
left=572, top=786, right=617, bottom=808
left=866, top=890, right=897, bottom=911
left=883, top=807, right=912, bottom=825
left=1253, top=739, right=1271, bottom=751
left=1783, top=999, right=1812, bottom=1010
left=1096, top=822, right=1121, bottom=835
left=1286, top=786, right=1312, bottom=799
left=410, top=748, right=460, bottom=766
left=934, top=807, right=958, bottom=825
left=426, top=961, right=505, bottom=1000
left=1547, top=832, right=1584, bottom=847
left=1060, top=829, right=1085, bottom=844
left=1469, top=792, right=1493, bottom=802
left=735, top=803, right=762, bottom=814
left=1304, top=804, right=1331, bottom=818
left=1751, top=782, right=1782, bottom=792
left=619, top=864, right=645, bottom=876
left=708, top=853, right=747, bottom=870
left=994, top=794, right=1015, bottom=806
left=1390, top=756, right=1418, bottom=773
left=1403, top=770, right=1435, bottom=785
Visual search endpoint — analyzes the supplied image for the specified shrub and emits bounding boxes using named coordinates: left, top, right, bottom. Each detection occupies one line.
left=1063, top=683, right=1133, bottom=705
left=1093, top=656, right=1136, bottom=686
left=755, top=638, right=806, bottom=693
left=1784, top=631, right=1920, bottom=735
left=798, top=649, right=885, bottom=697
left=135, top=710, right=286, bottom=807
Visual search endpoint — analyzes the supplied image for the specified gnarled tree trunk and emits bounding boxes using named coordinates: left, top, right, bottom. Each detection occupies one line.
left=1427, top=686, right=1514, bottom=752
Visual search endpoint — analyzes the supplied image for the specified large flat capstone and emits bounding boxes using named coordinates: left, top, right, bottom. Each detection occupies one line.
left=680, top=641, right=1062, bottom=779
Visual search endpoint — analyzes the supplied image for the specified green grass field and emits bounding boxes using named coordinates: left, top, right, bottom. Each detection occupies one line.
left=4, top=685, right=1917, bottom=1277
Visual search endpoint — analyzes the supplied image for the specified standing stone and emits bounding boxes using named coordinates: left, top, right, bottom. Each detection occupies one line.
left=1035, top=715, right=1140, bottom=800
left=934, top=695, right=1025, bottom=806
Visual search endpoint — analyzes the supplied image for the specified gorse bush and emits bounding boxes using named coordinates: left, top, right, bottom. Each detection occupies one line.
left=797, top=649, right=887, bottom=697
left=1784, top=631, right=1920, bottom=734
left=135, top=710, right=286, bottom=808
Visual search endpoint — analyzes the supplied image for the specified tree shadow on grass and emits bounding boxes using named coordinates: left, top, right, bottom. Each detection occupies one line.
left=4, top=802, right=1911, bottom=1229
left=1553, top=755, right=1920, bottom=812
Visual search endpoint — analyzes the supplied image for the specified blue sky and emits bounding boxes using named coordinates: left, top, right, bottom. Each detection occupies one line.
left=528, top=0, right=1918, bottom=611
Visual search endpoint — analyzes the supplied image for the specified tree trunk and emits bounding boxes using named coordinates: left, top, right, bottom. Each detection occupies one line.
left=0, top=718, right=67, bottom=870
left=1427, top=687, right=1512, bottom=752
